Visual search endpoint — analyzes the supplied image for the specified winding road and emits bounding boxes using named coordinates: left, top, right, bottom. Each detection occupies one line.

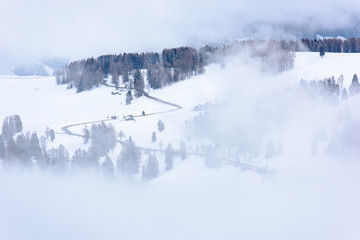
left=61, top=82, right=272, bottom=174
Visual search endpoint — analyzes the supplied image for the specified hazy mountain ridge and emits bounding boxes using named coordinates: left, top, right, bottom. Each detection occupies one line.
left=0, top=58, right=68, bottom=76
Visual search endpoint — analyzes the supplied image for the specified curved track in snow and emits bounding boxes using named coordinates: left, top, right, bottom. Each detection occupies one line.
left=61, top=83, right=272, bottom=174
left=61, top=90, right=182, bottom=137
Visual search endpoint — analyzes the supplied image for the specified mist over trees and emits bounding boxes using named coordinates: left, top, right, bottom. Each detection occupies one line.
left=142, top=153, right=159, bottom=181
left=56, top=40, right=297, bottom=93
left=53, top=37, right=360, bottom=96
left=300, top=74, right=360, bottom=101
left=102, top=156, right=115, bottom=178
left=204, top=146, right=221, bottom=169
left=6, top=38, right=360, bottom=181
left=89, top=122, right=116, bottom=157
left=300, top=37, right=360, bottom=53
left=200, top=40, right=295, bottom=73
left=56, top=47, right=205, bottom=93
left=164, top=144, right=175, bottom=171
left=2, top=115, right=22, bottom=140
left=0, top=113, right=195, bottom=180
left=117, top=136, right=141, bottom=176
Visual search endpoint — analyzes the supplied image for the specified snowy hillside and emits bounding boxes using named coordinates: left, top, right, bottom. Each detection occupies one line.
left=0, top=58, right=68, bottom=76
left=1, top=52, right=360, bottom=155
left=1, top=52, right=360, bottom=240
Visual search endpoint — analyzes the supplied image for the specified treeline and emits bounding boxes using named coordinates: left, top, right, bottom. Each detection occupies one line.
left=55, top=38, right=360, bottom=94
left=56, top=40, right=297, bottom=93
left=56, top=47, right=205, bottom=93
left=300, top=74, right=360, bottom=101
left=0, top=116, right=187, bottom=181
left=300, top=37, right=360, bottom=53
left=199, top=40, right=295, bottom=73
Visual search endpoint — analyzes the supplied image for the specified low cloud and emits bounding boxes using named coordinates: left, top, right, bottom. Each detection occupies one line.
left=0, top=0, right=359, bottom=61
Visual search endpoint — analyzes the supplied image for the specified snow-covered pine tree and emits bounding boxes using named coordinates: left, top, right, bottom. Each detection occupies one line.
left=117, top=136, right=141, bottom=176
left=158, top=120, right=165, bottom=132
left=142, top=153, right=159, bottom=181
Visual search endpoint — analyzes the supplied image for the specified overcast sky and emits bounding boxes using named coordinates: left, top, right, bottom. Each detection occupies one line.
left=0, top=0, right=359, bottom=60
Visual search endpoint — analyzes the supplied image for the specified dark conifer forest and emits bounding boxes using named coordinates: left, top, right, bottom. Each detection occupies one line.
left=57, top=40, right=296, bottom=93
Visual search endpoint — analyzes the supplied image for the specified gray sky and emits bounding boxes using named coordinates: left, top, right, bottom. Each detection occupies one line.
left=0, top=0, right=359, bottom=60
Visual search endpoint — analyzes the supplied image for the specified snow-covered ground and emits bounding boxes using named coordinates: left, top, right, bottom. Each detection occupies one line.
left=1, top=52, right=360, bottom=240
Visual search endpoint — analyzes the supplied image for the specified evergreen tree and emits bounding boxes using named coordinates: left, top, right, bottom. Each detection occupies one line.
left=337, top=75, right=344, bottom=90
left=158, top=120, right=165, bottom=132
left=5, top=137, right=17, bottom=162
left=49, top=129, right=55, bottom=142
left=349, top=74, right=359, bottom=96
left=86, top=146, right=100, bottom=168
left=83, top=126, right=90, bottom=144
left=13, top=115, right=23, bottom=133
left=147, top=64, right=163, bottom=89
left=164, top=144, right=174, bottom=171
left=319, top=46, right=325, bottom=57
left=122, top=70, right=129, bottom=84
left=1, top=115, right=23, bottom=141
left=94, top=68, right=103, bottom=87
left=90, top=122, right=116, bottom=157
left=334, top=84, right=340, bottom=98
left=48, top=144, right=69, bottom=172
left=30, top=132, right=42, bottom=160
left=76, top=78, right=84, bottom=93
left=72, top=148, right=87, bottom=168
left=151, top=132, right=157, bottom=143
left=134, top=69, right=144, bottom=97
left=15, top=133, right=32, bottom=167
left=126, top=91, right=133, bottom=105
left=111, top=70, right=119, bottom=89
left=117, top=136, right=141, bottom=175
left=142, top=153, right=159, bottom=181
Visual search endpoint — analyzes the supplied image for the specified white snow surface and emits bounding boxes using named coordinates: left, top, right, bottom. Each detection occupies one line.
left=1, top=52, right=360, bottom=240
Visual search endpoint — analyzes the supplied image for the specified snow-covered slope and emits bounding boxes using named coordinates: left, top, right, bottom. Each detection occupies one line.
left=1, top=52, right=360, bottom=240
left=0, top=52, right=359, bottom=159
left=1, top=52, right=360, bottom=156
left=0, top=58, right=68, bottom=76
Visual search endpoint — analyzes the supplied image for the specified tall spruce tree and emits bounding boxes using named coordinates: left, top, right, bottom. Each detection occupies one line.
left=142, top=153, right=159, bottom=181
left=134, top=69, right=144, bottom=97
left=349, top=74, right=359, bottom=96
left=117, top=137, right=141, bottom=175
